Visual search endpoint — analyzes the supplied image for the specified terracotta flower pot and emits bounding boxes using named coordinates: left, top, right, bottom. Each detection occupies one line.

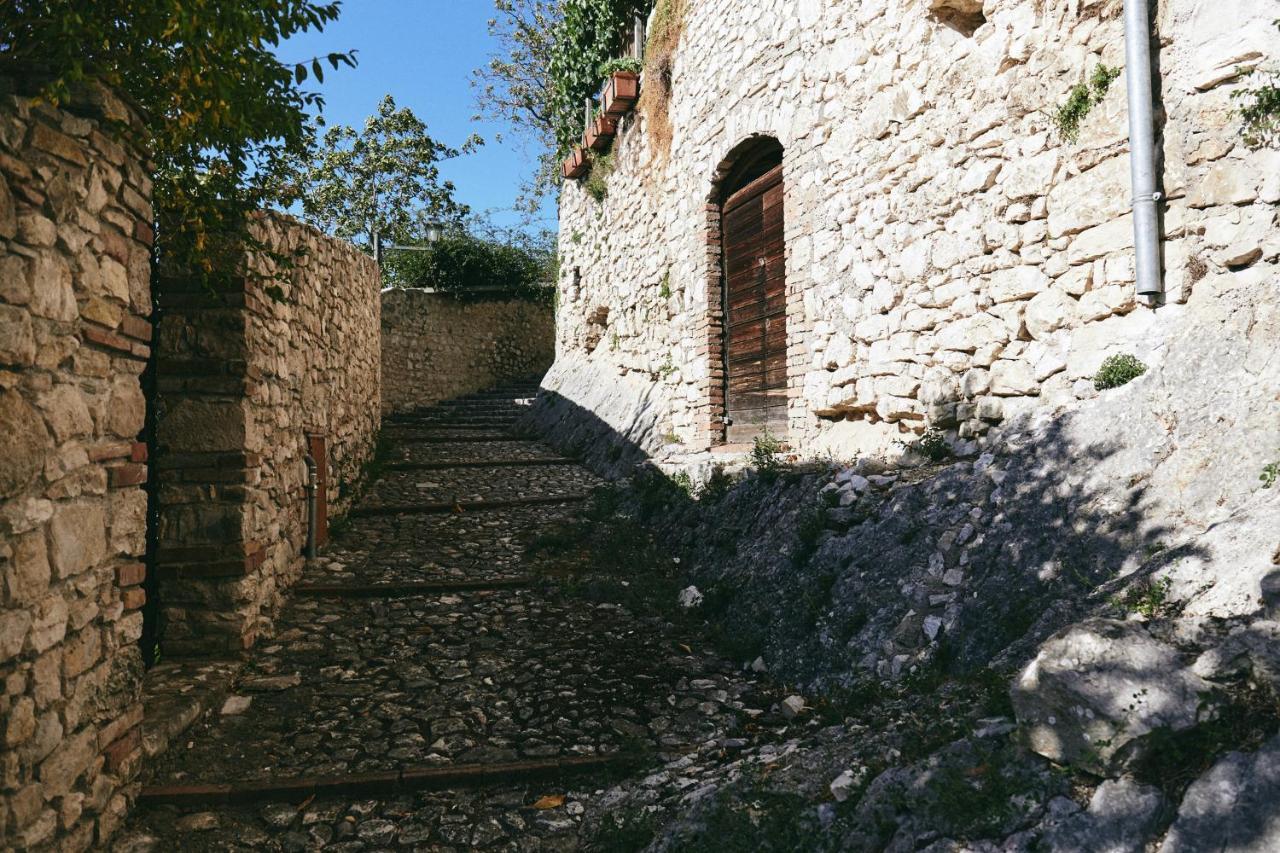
left=602, top=70, right=640, bottom=118
left=584, top=114, right=618, bottom=152
left=562, top=147, right=588, bottom=179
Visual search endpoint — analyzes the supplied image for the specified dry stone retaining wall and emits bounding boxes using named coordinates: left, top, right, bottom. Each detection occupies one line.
left=154, top=215, right=380, bottom=658
left=380, top=288, right=553, bottom=414
left=0, top=80, right=152, bottom=851
left=548, top=0, right=1280, bottom=464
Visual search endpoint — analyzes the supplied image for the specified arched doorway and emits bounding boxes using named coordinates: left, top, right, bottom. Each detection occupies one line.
left=718, top=139, right=786, bottom=444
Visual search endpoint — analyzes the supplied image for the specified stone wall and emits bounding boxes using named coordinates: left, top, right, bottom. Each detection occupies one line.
left=547, top=0, right=1280, bottom=465
left=380, top=288, right=554, bottom=414
left=0, top=81, right=152, bottom=851
left=154, top=215, right=380, bottom=658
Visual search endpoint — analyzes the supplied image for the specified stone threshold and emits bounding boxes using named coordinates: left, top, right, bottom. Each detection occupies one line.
left=141, top=660, right=243, bottom=763
left=350, top=494, right=589, bottom=516
left=385, top=458, right=574, bottom=471
left=138, top=754, right=638, bottom=806
left=294, top=578, right=533, bottom=597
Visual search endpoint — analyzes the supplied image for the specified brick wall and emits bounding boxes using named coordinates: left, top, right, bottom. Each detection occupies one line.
left=380, top=288, right=554, bottom=414
left=0, top=79, right=151, bottom=851
left=153, top=214, right=381, bottom=658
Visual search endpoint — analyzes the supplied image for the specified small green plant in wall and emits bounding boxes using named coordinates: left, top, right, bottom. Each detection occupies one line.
left=1234, top=19, right=1280, bottom=147
left=1262, top=460, right=1279, bottom=489
left=1054, top=63, right=1122, bottom=142
left=1093, top=353, right=1147, bottom=390
left=659, top=271, right=672, bottom=299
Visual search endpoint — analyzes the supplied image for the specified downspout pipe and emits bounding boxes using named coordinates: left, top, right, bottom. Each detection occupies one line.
left=1123, top=0, right=1163, bottom=302
left=303, top=454, right=318, bottom=560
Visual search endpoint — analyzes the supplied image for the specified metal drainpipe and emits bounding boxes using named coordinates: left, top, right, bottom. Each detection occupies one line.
left=1123, top=0, right=1163, bottom=303
left=303, top=454, right=318, bottom=560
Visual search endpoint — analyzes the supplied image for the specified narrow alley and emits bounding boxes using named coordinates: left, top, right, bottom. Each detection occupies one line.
left=117, top=382, right=765, bottom=851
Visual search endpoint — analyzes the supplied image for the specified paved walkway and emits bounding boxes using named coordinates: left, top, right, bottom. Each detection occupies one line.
left=117, top=382, right=765, bottom=851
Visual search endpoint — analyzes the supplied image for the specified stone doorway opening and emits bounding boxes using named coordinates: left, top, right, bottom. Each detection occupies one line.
left=716, top=138, right=787, bottom=445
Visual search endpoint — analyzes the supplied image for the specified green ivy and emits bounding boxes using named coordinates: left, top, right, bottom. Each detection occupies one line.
left=547, top=0, right=645, bottom=154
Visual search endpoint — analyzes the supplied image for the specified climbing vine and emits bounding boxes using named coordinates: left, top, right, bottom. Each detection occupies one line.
left=547, top=0, right=645, bottom=154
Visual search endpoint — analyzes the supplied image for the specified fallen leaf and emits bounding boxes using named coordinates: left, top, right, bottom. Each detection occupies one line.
left=532, top=794, right=565, bottom=810
left=677, top=643, right=692, bottom=654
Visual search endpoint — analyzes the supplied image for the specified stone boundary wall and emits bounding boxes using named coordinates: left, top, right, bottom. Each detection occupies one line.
left=380, top=288, right=554, bottom=414
left=0, top=81, right=152, bottom=851
left=548, top=0, right=1280, bottom=466
left=154, top=215, right=380, bottom=658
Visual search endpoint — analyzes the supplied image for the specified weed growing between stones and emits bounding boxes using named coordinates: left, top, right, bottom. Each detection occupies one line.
left=751, top=428, right=785, bottom=480
left=1053, top=63, right=1121, bottom=142
left=1110, top=576, right=1175, bottom=618
left=658, top=270, right=672, bottom=299
left=1093, top=352, right=1147, bottom=390
left=897, top=427, right=952, bottom=462
left=584, top=151, right=615, bottom=202
left=1261, top=460, right=1278, bottom=488
left=1234, top=20, right=1280, bottom=148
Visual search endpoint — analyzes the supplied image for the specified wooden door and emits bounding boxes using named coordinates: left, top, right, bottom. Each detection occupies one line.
left=722, top=164, right=786, bottom=444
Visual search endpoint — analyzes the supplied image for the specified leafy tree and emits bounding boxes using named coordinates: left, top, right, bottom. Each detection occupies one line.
left=474, top=0, right=563, bottom=210
left=475, top=0, right=642, bottom=199
left=297, top=94, right=481, bottom=252
left=0, top=0, right=358, bottom=281
left=384, top=215, right=554, bottom=302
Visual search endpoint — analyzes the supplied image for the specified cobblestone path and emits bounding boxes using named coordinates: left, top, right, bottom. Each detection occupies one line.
left=118, top=382, right=769, bottom=851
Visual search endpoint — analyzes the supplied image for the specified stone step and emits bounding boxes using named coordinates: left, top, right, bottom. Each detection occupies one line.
left=138, top=754, right=636, bottom=806
left=349, top=493, right=589, bottom=517
left=384, top=458, right=574, bottom=471
left=390, top=433, right=534, bottom=444
left=294, top=578, right=533, bottom=597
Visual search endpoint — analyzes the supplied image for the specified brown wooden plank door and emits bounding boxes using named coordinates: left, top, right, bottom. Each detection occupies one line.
left=722, top=163, right=786, bottom=444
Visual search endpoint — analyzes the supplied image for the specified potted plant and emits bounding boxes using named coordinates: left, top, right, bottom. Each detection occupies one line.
left=583, top=110, right=618, bottom=152
left=599, top=57, right=642, bottom=117
left=562, top=146, right=588, bottom=179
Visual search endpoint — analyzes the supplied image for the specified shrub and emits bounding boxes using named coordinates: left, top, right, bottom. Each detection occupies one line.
left=584, top=151, right=616, bottom=201
left=898, top=428, right=952, bottom=462
left=1093, top=353, right=1147, bottom=390
left=1111, top=576, right=1175, bottom=619
left=384, top=233, right=551, bottom=302
left=751, top=428, right=785, bottom=479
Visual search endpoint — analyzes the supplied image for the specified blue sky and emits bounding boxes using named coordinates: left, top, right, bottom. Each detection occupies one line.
left=280, top=0, right=555, bottom=236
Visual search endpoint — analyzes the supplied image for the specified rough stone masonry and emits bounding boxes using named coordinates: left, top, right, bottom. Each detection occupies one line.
left=541, top=0, right=1280, bottom=466
left=380, top=288, right=553, bottom=415
left=153, top=214, right=382, bottom=659
left=0, top=79, right=153, bottom=851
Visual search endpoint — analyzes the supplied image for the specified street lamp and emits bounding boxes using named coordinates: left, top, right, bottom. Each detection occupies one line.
left=423, top=221, right=444, bottom=244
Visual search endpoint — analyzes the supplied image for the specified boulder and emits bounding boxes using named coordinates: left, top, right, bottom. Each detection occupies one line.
left=1158, top=734, right=1280, bottom=852
left=1012, top=619, right=1215, bottom=773
left=1040, top=779, right=1164, bottom=853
